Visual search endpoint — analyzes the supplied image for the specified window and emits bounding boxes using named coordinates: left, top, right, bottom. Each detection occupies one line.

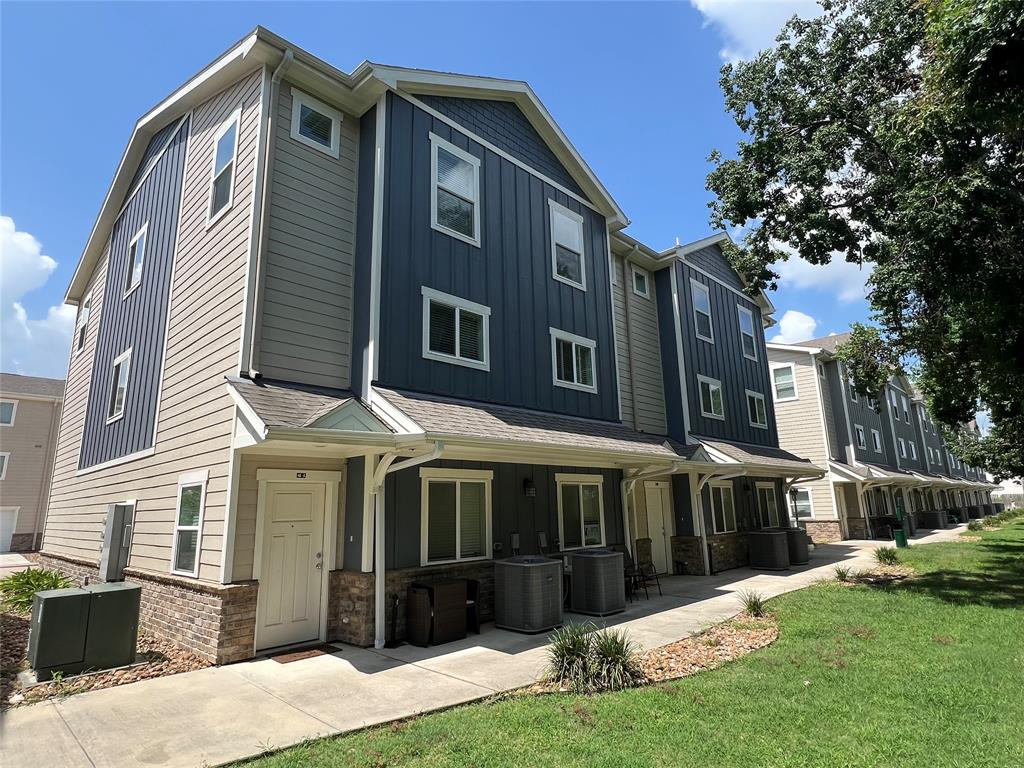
left=867, top=395, right=878, bottom=410
left=690, top=279, right=713, bottom=342
left=421, top=287, right=490, bottom=371
left=817, top=362, right=826, bottom=378
left=871, top=428, right=882, bottom=453
left=791, top=488, right=813, bottom=519
left=106, top=349, right=132, bottom=423
left=556, top=474, right=605, bottom=549
left=550, top=200, right=586, bottom=290
left=0, top=452, right=8, bottom=480
left=289, top=88, right=342, bottom=157
left=771, top=364, right=797, bottom=401
left=737, top=306, right=757, bottom=360
left=631, top=265, right=650, bottom=298
left=420, top=468, right=492, bottom=565
left=710, top=483, right=737, bottom=534
left=430, top=133, right=480, bottom=247
left=898, top=438, right=907, bottom=459
left=855, top=424, right=866, bottom=449
left=756, top=483, right=780, bottom=528
left=0, top=400, right=16, bottom=426
left=848, top=377, right=858, bottom=402
left=746, top=390, right=768, bottom=428
left=75, top=292, right=92, bottom=353
left=550, top=328, right=597, bottom=393
left=124, top=223, right=147, bottom=295
left=698, top=375, right=724, bottom=419
left=171, top=471, right=207, bottom=576
left=909, top=441, right=917, bottom=460
left=901, top=394, right=910, bottom=422
left=208, top=111, right=240, bottom=222
left=926, top=446, right=933, bottom=463
left=889, top=388, right=899, bottom=408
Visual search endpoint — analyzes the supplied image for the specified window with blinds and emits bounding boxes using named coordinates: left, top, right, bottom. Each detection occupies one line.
left=550, top=328, right=597, bottom=393
left=557, top=475, right=605, bottom=549
left=421, top=471, right=491, bottom=565
left=422, top=287, right=490, bottom=370
left=430, top=133, right=481, bottom=246
left=290, top=88, right=342, bottom=157
left=771, top=364, right=797, bottom=401
left=549, top=200, right=586, bottom=290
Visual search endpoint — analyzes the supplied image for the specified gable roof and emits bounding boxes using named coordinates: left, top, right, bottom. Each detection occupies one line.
left=0, top=372, right=65, bottom=400
left=793, top=332, right=852, bottom=354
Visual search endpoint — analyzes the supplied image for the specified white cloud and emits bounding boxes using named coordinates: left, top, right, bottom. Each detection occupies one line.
left=690, top=0, right=823, bottom=62
left=0, top=215, right=74, bottom=377
left=774, top=254, right=873, bottom=303
left=769, top=309, right=819, bottom=344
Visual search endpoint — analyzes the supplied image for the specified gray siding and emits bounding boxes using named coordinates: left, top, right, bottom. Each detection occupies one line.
left=832, top=361, right=893, bottom=467
left=80, top=118, right=189, bottom=469
left=126, top=118, right=186, bottom=196
left=377, top=93, right=618, bottom=421
left=656, top=270, right=686, bottom=438
left=343, top=455, right=366, bottom=569
left=384, top=459, right=624, bottom=570
left=883, top=383, right=924, bottom=472
left=417, top=94, right=586, bottom=198
left=916, top=403, right=947, bottom=475
left=350, top=106, right=377, bottom=398
left=257, top=84, right=358, bottom=389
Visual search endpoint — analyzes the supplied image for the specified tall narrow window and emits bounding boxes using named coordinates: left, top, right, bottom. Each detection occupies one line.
left=550, top=200, right=586, bottom=290
left=690, top=279, right=713, bottom=342
left=430, top=133, right=480, bottom=246
left=421, top=287, right=490, bottom=370
left=208, top=112, right=239, bottom=222
left=898, top=438, right=907, bottom=458
left=0, top=452, right=9, bottom=481
left=106, top=349, right=132, bottom=423
left=0, top=400, right=16, bottom=427
left=420, top=469, right=492, bottom=565
left=871, top=428, right=882, bottom=453
left=771, top=364, right=797, bottom=401
left=909, top=441, right=917, bottom=460
left=289, top=88, right=342, bottom=157
left=710, top=483, right=737, bottom=533
left=550, top=328, right=597, bottom=393
left=698, top=375, right=724, bottom=419
left=171, top=471, right=207, bottom=577
left=124, top=223, right=147, bottom=295
left=75, top=292, right=93, bottom=352
left=756, top=483, right=780, bottom=528
left=901, top=395, right=909, bottom=422
left=746, top=390, right=768, bottom=428
left=737, top=305, right=757, bottom=360
left=557, top=474, right=605, bottom=549
left=855, top=424, right=866, bottom=449
left=849, top=377, right=859, bottom=402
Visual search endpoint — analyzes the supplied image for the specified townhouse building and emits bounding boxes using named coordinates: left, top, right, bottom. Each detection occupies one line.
left=767, top=334, right=995, bottom=543
left=41, top=27, right=820, bottom=665
left=0, top=374, right=64, bottom=551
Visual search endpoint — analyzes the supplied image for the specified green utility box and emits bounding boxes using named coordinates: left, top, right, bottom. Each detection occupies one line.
left=29, top=588, right=91, bottom=680
left=893, top=528, right=909, bottom=548
left=83, top=583, right=141, bottom=670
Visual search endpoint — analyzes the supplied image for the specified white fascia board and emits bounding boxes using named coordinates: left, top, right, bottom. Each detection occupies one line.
left=767, top=342, right=821, bottom=354
left=225, top=384, right=268, bottom=440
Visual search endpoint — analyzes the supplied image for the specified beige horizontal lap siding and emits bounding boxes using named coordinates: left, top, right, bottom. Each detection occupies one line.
left=231, top=454, right=348, bottom=582
left=611, top=256, right=667, bottom=434
left=0, top=397, right=61, bottom=539
left=43, top=70, right=264, bottom=581
left=256, top=83, right=358, bottom=389
left=769, top=349, right=835, bottom=518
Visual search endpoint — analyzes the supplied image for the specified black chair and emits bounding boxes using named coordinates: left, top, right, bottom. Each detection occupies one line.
left=633, top=538, right=663, bottom=598
left=466, top=579, right=480, bottom=634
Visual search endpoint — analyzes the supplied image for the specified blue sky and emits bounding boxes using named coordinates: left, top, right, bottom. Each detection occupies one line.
left=0, top=1, right=871, bottom=378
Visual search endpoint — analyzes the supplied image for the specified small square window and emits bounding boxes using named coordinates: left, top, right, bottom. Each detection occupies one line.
left=431, top=133, right=481, bottom=247
left=690, top=279, right=713, bottom=342
left=771, top=364, right=797, bottom=401
left=290, top=88, right=342, bottom=157
left=124, top=223, right=147, bottom=295
left=0, top=400, right=17, bottom=426
left=550, top=201, right=586, bottom=290
left=746, top=390, right=767, bottom=428
left=631, top=266, right=649, bottom=298
left=698, top=375, right=724, bottom=419
left=208, top=112, right=240, bottom=223
left=737, top=306, right=757, bottom=361
left=421, top=287, right=490, bottom=370
left=107, top=349, right=132, bottom=423
left=550, top=328, right=597, bottom=393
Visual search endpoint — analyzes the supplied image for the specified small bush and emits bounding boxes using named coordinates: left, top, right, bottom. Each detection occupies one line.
left=738, top=589, right=769, bottom=617
left=874, top=547, right=900, bottom=566
left=834, top=565, right=853, bottom=582
left=546, top=623, right=642, bottom=693
left=0, top=568, right=73, bottom=613
left=589, top=628, right=643, bottom=692
left=967, top=520, right=983, bottom=532
left=546, top=623, right=593, bottom=692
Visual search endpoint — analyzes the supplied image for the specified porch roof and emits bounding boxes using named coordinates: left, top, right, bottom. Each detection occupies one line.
left=374, top=387, right=699, bottom=463
left=697, top=438, right=825, bottom=478
left=227, top=376, right=384, bottom=430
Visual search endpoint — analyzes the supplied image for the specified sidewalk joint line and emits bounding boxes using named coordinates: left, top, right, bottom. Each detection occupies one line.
left=53, top=701, right=98, bottom=768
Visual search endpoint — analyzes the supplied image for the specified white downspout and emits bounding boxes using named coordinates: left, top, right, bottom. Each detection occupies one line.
left=372, top=441, right=445, bottom=649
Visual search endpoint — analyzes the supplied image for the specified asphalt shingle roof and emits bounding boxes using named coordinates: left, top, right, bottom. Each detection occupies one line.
left=794, top=332, right=852, bottom=353
left=699, top=437, right=823, bottom=475
left=0, top=373, right=65, bottom=399
left=227, top=377, right=366, bottom=429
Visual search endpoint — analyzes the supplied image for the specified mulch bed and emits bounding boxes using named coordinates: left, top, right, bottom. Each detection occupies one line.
left=638, top=614, right=778, bottom=683
left=2, top=608, right=211, bottom=709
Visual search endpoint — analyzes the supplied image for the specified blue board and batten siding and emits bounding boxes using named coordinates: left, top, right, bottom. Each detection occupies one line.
left=376, top=93, right=618, bottom=421
left=80, top=118, right=190, bottom=469
left=350, top=106, right=377, bottom=399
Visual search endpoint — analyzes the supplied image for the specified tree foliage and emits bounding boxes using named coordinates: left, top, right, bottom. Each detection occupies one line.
left=707, top=0, right=1024, bottom=480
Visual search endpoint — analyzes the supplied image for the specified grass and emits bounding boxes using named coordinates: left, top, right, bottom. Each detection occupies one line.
left=240, top=523, right=1024, bottom=768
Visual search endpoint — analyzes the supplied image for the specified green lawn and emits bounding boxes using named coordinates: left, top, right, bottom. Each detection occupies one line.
left=242, top=523, right=1024, bottom=768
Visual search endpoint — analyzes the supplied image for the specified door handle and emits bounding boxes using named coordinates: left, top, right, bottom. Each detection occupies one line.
left=315, top=562, right=322, bottom=570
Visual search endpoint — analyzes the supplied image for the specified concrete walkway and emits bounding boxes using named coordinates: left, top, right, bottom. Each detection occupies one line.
left=0, top=527, right=965, bottom=768
left=0, top=552, right=33, bottom=578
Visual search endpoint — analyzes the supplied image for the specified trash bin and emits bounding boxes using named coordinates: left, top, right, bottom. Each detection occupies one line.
left=785, top=528, right=810, bottom=565
left=893, top=528, right=908, bottom=548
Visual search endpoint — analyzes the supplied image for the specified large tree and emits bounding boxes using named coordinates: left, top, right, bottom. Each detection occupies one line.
left=706, top=0, right=1024, bottom=480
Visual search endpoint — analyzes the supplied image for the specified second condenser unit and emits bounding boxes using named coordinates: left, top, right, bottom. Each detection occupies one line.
left=568, top=549, right=625, bottom=616
left=494, top=556, right=563, bottom=633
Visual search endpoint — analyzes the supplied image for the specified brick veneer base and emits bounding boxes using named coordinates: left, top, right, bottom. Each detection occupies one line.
left=801, top=520, right=843, bottom=544
left=846, top=518, right=869, bottom=539
left=670, top=536, right=705, bottom=575
left=37, top=551, right=257, bottom=664
left=707, top=533, right=748, bottom=573
left=8, top=532, right=43, bottom=552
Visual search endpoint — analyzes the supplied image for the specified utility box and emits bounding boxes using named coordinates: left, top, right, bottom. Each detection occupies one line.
left=28, top=588, right=90, bottom=680
left=98, top=502, right=135, bottom=582
left=84, top=583, right=141, bottom=669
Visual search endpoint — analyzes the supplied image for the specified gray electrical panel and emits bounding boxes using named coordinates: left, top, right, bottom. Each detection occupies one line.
left=29, top=588, right=90, bottom=680
left=84, top=583, right=141, bottom=669
left=98, top=502, right=135, bottom=582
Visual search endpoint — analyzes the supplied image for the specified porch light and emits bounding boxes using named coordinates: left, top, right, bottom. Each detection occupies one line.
left=523, top=478, right=536, bottom=497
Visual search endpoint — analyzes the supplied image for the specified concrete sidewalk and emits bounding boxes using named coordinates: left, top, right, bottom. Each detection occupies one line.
left=0, top=527, right=965, bottom=768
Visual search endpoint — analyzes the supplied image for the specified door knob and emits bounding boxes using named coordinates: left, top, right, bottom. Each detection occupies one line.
left=315, top=562, right=322, bottom=570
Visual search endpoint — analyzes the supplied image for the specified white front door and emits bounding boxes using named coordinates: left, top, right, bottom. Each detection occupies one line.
left=644, top=481, right=672, bottom=574
left=0, top=508, right=18, bottom=552
left=256, top=481, right=326, bottom=651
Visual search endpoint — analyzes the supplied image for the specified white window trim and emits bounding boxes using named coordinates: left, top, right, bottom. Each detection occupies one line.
left=817, top=362, right=826, bottom=378
left=690, top=279, right=714, bottom=343
left=0, top=399, right=17, bottom=427
left=770, top=362, right=799, bottom=402
left=745, top=389, right=768, bottom=429
left=549, top=327, right=598, bottom=394
left=549, top=199, right=587, bottom=291
left=898, top=437, right=907, bottom=459
left=909, top=441, right=917, bottom=460
left=421, top=286, right=491, bottom=371
left=855, top=424, right=866, bottom=450
left=849, top=380, right=859, bottom=402
left=75, top=291, right=93, bottom=355
left=871, top=428, right=882, bottom=453
left=105, top=348, right=132, bottom=425
left=697, top=374, right=725, bottom=420
left=791, top=487, right=815, bottom=520
left=709, top=481, right=737, bottom=534
left=555, top=473, right=606, bottom=550
left=170, top=470, right=208, bottom=578
left=631, top=265, right=650, bottom=298
left=123, top=222, right=148, bottom=298
left=755, top=482, right=780, bottom=527
left=0, top=452, right=9, bottom=481
left=429, top=132, right=481, bottom=248
left=289, top=87, right=342, bottom=157
left=737, top=305, right=757, bottom=361
left=901, top=395, right=910, bottom=423
left=419, top=468, right=494, bottom=566
left=207, top=109, right=241, bottom=227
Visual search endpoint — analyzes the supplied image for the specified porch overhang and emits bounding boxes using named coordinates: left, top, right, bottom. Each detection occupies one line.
left=696, top=438, right=826, bottom=481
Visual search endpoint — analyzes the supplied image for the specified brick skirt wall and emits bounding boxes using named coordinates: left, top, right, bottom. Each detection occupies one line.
left=846, top=518, right=869, bottom=539
left=9, top=532, right=43, bottom=552
left=707, top=533, right=748, bottom=573
left=670, top=536, right=705, bottom=575
left=801, top=520, right=843, bottom=544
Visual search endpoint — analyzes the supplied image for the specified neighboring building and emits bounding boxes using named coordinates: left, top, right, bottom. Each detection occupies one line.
left=767, top=334, right=996, bottom=542
left=41, top=27, right=820, bottom=665
left=0, top=373, right=64, bottom=552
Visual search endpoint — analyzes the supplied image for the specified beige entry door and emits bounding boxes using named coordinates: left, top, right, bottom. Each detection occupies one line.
left=644, top=481, right=672, bottom=574
left=257, top=481, right=326, bottom=650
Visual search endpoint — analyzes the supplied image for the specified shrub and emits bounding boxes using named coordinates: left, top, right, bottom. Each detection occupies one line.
left=834, top=565, right=853, bottom=582
left=546, top=623, right=642, bottom=693
left=738, top=589, right=768, bottom=617
left=967, top=520, right=984, bottom=532
left=874, top=547, right=900, bottom=566
left=0, top=568, right=73, bottom=613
